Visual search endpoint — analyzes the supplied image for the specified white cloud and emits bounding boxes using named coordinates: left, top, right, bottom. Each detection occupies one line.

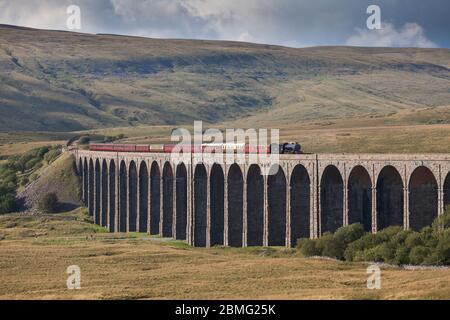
left=0, top=0, right=66, bottom=30
left=346, top=22, right=437, bottom=48
left=0, top=1, right=444, bottom=48
left=107, top=0, right=312, bottom=46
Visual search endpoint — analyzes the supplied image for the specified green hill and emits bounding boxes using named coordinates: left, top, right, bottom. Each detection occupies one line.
left=0, top=24, right=449, bottom=132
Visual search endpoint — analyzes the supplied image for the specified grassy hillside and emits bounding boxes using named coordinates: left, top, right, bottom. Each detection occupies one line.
left=16, top=152, right=81, bottom=213
left=0, top=24, right=449, bottom=132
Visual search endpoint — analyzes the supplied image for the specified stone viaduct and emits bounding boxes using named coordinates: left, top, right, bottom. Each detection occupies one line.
left=73, top=150, right=450, bottom=247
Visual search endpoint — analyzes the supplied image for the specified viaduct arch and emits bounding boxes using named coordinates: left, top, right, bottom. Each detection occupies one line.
left=75, top=151, right=450, bottom=248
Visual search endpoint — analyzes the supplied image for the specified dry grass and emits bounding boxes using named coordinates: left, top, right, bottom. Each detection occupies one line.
left=0, top=140, right=66, bottom=158
left=0, top=131, right=74, bottom=157
left=1, top=25, right=449, bottom=132
left=2, top=115, right=450, bottom=156
left=73, top=119, right=450, bottom=154
left=0, top=210, right=449, bottom=300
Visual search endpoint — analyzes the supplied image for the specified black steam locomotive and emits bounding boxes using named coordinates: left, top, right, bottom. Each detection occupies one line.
left=277, top=142, right=302, bottom=154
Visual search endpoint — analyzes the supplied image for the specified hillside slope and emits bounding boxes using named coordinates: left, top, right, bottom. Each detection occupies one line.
left=0, top=24, right=449, bottom=131
left=16, top=152, right=81, bottom=213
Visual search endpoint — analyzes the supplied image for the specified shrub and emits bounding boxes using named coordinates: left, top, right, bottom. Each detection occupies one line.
left=103, top=136, right=114, bottom=143
left=19, top=176, right=29, bottom=186
left=354, top=246, right=384, bottom=262
left=296, top=238, right=308, bottom=250
left=0, top=168, right=16, bottom=180
left=404, top=232, right=423, bottom=250
left=334, top=223, right=365, bottom=245
left=103, top=135, right=125, bottom=143
left=0, top=185, right=10, bottom=196
left=344, top=232, right=377, bottom=261
left=298, top=211, right=449, bottom=266
left=433, top=230, right=450, bottom=265
left=0, top=194, right=16, bottom=214
left=29, top=173, right=39, bottom=182
left=423, top=251, right=440, bottom=265
left=79, top=136, right=90, bottom=145
left=38, top=192, right=59, bottom=213
left=37, top=146, right=50, bottom=159
left=298, top=239, right=321, bottom=257
left=432, top=210, right=450, bottom=234
left=373, top=226, right=404, bottom=243
left=44, top=149, right=61, bottom=163
left=314, top=232, right=344, bottom=259
left=24, top=157, right=41, bottom=171
left=2, top=173, right=17, bottom=187
left=378, top=242, right=397, bottom=263
left=393, top=246, right=411, bottom=265
left=16, top=155, right=33, bottom=173
left=391, top=229, right=413, bottom=245
left=420, top=227, right=439, bottom=248
left=409, top=246, right=431, bottom=265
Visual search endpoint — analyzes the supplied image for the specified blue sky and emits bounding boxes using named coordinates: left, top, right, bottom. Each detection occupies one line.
left=0, top=0, right=449, bottom=48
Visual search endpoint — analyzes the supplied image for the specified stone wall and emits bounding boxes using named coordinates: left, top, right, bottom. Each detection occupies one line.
left=74, top=150, right=450, bottom=247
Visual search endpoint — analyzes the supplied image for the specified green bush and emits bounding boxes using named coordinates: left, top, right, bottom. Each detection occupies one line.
left=29, top=172, right=39, bottom=182
left=334, top=223, right=365, bottom=244
left=354, top=245, right=385, bottom=262
left=16, top=148, right=45, bottom=172
left=404, top=232, right=423, bottom=249
left=0, top=167, right=16, bottom=178
left=420, top=226, right=439, bottom=248
left=315, top=232, right=345, bottom=259
left=346, top=232, right=379, bottom=259
left=390, top=229, right=413, bottom=245
left=0, top=194, right=16, bottom=214
left=379, top=242, right=397, bottom=262
left=299, top=224, right=366, bottom=260
left=296, top=238, right=308, bottom=250
left=298, top=238, right=321, bottom=257
left=24, top=157, right=41, bottom=171
left=0, top=185, right=11, bottom=196
left=103, top=135, right=125, bottom=143
left=37, top=146, right=50, bottom=159
left=374, top=226, right=404, bottom=243
left=433, top=230, right=450, bottom=265
left=79, top=136, right=90, bottom=145
left=432, top=211, right=450, bottom=234
left=301, top=212, right=449, bottom=266
left=44, top=149, right=61, bottom=163
left=393, top=246, right=411, bottom=265
left=19, top=176, right=29, bottom=186
left=409, top=246, right=431, bottom=265
left=38, top=192, right=59, bottom=213
left=2, top=173, right=17, bottom=186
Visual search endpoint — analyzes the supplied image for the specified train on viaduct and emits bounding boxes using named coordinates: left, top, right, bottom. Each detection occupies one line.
left=73, top=149, right=450, bottom=247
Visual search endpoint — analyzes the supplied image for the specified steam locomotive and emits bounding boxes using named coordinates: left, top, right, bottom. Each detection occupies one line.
left=89, top=142, right=302, bottom=154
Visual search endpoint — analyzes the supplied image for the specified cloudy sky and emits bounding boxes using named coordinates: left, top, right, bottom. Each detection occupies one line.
left=0, top=0, right=449, bottom=48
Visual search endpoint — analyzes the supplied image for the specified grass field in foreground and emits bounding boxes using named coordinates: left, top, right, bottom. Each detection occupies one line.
left=0, top=209, right=449, bottom=300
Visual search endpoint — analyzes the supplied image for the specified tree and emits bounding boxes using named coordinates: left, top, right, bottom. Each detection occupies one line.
left=79, top=136, right=90, bottom=145
left=38, top=192, right=59, bottom=213
left=0, top=194, right=16, bottom=214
